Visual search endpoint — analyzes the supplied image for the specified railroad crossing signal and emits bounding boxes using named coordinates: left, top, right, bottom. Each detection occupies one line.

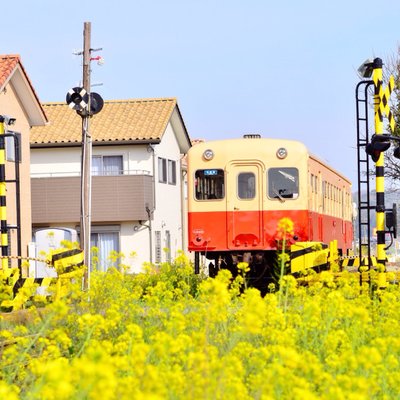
left=366, top=134, right=391, bottom=162
left=0, top=117, right=9, bottom=270
left=88, top=92, right=103, bottom=115
left=66, top=87, right=103, bottom=116
left=370, top=59, right=396, bottom=269
left=77, top=92, right=104, bottom=116
left=377, top=75, right=396, bottom=132
left=66, top=87, right=88, bottom=111
left=371, top=70, right=396, bottom=138
left=356, top=57, right=398, bottom=272
left=364, top=72, right=397, bottom=163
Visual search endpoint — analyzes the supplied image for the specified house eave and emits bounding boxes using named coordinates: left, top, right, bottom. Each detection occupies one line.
left=30, top=138, right=162, bottom=149
left=8, top=65, right=48, bottom=126
left=170, top=105, right=192, bottom=153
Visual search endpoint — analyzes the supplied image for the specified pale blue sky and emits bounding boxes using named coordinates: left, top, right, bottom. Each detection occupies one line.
left=3, top=0, right=400, bottom=185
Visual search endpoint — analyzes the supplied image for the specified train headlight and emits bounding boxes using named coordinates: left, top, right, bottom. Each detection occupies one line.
left=203, top=149, right=214, bottom=161
left=276, top=147, right=287, bottom=159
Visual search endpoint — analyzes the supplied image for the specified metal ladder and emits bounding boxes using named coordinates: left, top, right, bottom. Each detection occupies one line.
left=355, top=80, right=374, bottom=267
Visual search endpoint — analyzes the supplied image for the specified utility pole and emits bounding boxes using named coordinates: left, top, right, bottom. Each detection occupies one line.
left=81, top=21, right=93, bottom=289
left=66, top=22, right=103, bottom=289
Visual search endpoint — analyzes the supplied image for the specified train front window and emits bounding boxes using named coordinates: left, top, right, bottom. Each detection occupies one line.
left=195, top=169, right=225, bottom=200
left=268, top=168, right=299, bottom=200
left=237, top=172, right=255, bottom=199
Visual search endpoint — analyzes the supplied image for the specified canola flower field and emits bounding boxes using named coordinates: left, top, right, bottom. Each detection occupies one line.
left=1, top=250, right=400, bottom=400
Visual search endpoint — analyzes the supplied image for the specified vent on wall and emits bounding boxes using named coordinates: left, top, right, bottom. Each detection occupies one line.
left=243, top=134, right=261, bottom=139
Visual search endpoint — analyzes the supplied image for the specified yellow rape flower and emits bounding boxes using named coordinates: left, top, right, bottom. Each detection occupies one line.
left=276, top=217, right=294, bottom=238
left=0, top=381, right=19, bottom=400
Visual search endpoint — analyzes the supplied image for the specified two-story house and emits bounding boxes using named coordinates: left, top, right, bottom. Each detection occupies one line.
left=30, top=98, right=191, bottom=273
left=0, top=55, right=47, bottom=272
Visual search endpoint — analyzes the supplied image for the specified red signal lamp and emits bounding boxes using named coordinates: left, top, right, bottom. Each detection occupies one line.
left=366, top=134, right=391, bottom=162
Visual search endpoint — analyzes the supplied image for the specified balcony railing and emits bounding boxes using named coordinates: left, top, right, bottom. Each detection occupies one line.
left=31, top=169, right=151, bottom=178
left=31, top=174, right=154, bottom=224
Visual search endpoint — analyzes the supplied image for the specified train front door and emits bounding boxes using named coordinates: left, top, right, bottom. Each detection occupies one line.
left=226, top=162, right=264, bottom=250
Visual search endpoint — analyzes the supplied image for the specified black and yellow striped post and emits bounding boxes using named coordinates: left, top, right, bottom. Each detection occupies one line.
left=372, top=58, right=394, bottom=271
left=372, top=58, right=386, bottom=269
left=0, top=117, right=8, bottom=272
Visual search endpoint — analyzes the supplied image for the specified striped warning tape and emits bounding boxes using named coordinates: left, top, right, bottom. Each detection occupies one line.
left=1, top=276, right=56, bottom=311
left=339, top=256, right=386, bottom=268
left=0, top=248, right=84, bottom=311
left=296, top=270, right=400, bottom=288
left=0, top=254, right=50, bottom=264
left=0, top=248, right=83, bottom=269
left=50, top=248, right=84, bottom=273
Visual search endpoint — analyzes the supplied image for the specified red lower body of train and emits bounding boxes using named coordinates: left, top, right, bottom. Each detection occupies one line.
left=189, top=208, right=353, bottom=286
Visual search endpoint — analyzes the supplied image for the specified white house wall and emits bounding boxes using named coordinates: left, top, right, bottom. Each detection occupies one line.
left=31, top=147, right=81, bottom=176
left=121, top=222, right=151, bottom=272
left=151, top=122, right=185, bottom=265
left=31, top=121, right=186, bottom=273
left=30, top=145, right=153, bottom=176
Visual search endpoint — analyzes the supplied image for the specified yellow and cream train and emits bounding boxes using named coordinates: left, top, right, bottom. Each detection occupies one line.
left=187, top=135, right=353, bottom=285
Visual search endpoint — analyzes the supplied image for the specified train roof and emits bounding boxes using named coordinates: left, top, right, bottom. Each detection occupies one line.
left=308, top=152, right=351, bottom=184
left=189, top=136, right=352, bottom=184
left=190, top=136, right=307, bottom=150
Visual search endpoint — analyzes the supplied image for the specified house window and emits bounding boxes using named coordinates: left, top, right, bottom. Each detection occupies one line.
left=155, top=231, right=161, bottom=263
left=158, top=157, right=177, bottom=185
left=92, top=155, right=123, bottom=176
left=168, top=160, right=176, bottom=185
left=90, top=226, right=120, bottom=272
left=158, top=158, right=167, bottom=183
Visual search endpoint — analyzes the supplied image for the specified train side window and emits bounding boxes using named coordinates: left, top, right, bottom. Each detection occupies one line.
left=237, top=172, right=255, bottom=199
left=194, top=169, right=225, bottom=200
left=310, top=174, right=314, bottom=193
left=268, top=168, right=299, bottom=200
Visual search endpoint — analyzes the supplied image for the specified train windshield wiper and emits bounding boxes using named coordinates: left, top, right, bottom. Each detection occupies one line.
left=273, top=188, right=285, bottom=203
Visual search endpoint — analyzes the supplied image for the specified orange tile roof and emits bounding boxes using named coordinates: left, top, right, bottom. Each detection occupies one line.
left=0, top=54, right=47, bottom=123
left=0, top=54, right=19, bottom=87
left=31, top=98, right=178, bottom=145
